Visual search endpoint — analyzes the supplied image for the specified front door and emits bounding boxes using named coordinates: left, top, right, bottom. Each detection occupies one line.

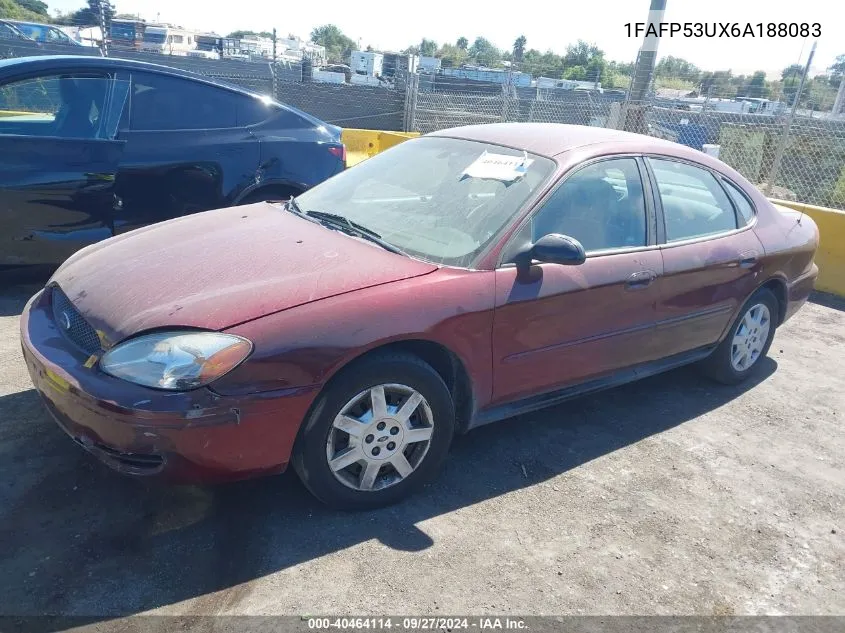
left=0, top=72, right=128, bottom=273
left=491, top=156, right=664, bottom=406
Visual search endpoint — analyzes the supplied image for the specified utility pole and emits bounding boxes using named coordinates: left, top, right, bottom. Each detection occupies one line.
left=623, top=0, right=666, bottom=132
left=97, top=0, right=108, bottom=57
left=272, top=27, right=277, bottom=62
left=833, top=75, right=845, bottom=117
left=765, top=40, right=817, bottom=195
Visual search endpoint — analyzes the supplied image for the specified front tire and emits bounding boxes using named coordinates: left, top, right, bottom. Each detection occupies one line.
left=701, top=287, right=778, bottom=385
left=292, top=353, right=455, bottom=510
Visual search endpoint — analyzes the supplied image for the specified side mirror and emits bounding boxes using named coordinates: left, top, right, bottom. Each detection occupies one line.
left=512, top=233, right=586, bottom=275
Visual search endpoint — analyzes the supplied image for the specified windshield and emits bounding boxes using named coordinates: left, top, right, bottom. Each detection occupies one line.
left=294, top=136, right=555, bottom=267
left=111, top=24, right=135, bottom=40
left=0, top=23, right=21, bottom=38
left=144, top=32, right=166, bottom=44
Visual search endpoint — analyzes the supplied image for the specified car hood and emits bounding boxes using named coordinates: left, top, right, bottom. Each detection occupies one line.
left=50, top=203, right=437, bottom=345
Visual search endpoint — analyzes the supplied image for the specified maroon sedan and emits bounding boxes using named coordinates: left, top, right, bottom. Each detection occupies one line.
left=20, top=123, right=819, bottom=510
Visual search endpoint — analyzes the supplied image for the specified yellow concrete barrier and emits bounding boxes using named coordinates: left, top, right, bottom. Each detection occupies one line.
left=341, top=128, right=419, bottom=167
left=769, top=198, right=845, bottom=297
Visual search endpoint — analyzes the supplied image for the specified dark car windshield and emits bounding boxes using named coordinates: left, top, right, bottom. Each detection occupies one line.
left=293, top=136, right=555, bottom=267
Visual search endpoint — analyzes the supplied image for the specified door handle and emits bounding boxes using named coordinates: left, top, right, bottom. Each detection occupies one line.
left=626, top=270, right=657, bottom=290
left=739, top=256, right=758, bottom=269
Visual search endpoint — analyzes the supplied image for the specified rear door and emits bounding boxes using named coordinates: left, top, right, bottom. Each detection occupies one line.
left=0, top=71, right=128, bottom=273
left=111, top=70, right=260, bottom=234
left=646, top=156, right=766, bottom=356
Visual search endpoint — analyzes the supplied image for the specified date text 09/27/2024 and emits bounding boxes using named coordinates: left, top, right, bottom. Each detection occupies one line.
left=307, top=617, right=528, bottom=630
left=625, top=22, right=821, bottom=38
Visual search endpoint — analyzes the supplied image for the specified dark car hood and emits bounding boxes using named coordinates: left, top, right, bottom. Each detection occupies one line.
left=50, top=203, right=437, bottom=345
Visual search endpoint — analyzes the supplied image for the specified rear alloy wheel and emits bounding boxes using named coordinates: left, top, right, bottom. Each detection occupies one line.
left=701, top=287, right=778, bottom=385
left=293, top=354, right=455, bottom=510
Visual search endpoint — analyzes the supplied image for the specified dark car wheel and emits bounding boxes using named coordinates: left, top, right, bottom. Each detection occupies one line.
left=292, top=353, right=455, bottom=511
left=701, top=287, right=778, bottom=385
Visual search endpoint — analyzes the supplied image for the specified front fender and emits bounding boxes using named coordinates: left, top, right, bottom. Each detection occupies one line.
left=212, top=268, right=497, bottom=412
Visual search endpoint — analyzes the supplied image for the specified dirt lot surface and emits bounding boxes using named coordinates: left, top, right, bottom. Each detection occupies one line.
left=0, top=284, right=842, bottom=617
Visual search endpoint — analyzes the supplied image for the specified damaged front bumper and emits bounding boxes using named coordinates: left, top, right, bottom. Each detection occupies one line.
left=19, top=289, right=316, bottom=484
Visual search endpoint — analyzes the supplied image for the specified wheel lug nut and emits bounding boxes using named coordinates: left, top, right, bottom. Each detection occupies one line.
left=390, top=426, right=399, bottom=435
left=377, top=422, right=386, bottom=431
left=365, top=434, right=374, bottom=444
left=387, top=442, right=396, bottom=450
left=372, top=447, right=380, bottom=456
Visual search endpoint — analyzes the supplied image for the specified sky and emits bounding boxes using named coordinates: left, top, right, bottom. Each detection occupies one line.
left=47, top=0, right=844, bottom=77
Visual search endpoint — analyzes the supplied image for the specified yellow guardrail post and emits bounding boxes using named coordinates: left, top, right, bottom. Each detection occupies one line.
left=769, top=198, right=845, bottom=297
left=341, top=128, right=420, bottom=167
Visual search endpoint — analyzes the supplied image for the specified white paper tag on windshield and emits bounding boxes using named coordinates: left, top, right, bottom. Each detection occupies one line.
left=461, top=151, right=533, bottom=183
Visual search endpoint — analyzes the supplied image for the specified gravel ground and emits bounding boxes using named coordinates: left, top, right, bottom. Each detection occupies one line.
left=0, top=284, right=842, bottom=618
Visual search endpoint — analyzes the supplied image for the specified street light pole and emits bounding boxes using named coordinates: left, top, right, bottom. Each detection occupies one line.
left=629, top=0, right=666, bottom=103
left=765, top=40, right=817, bottom=196
left=623, top=0, right=667, bottom=132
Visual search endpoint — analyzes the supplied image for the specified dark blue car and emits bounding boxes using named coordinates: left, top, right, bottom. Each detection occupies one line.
left=0, top=55, right=346, bottom=276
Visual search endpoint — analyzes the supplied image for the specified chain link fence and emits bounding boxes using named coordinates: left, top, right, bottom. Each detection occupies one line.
left=1, top=26, right=843, bottom=209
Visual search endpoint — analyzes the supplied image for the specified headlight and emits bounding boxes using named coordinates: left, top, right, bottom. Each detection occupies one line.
left=100, top=331, right=252, bottom=390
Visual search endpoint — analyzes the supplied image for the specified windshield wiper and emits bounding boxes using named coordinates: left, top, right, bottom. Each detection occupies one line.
left=285, top=196, right=309, bottom=218
left=304, top=210, right=408, bottom=256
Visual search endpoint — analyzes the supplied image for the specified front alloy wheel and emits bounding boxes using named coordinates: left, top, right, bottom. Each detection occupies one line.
left=293, top=353, right=455, bottom=510
left=327, top=384, right=434, bottom=492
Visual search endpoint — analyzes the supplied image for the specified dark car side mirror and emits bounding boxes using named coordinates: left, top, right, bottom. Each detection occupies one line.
left=511, top=233, right=587, bottom=277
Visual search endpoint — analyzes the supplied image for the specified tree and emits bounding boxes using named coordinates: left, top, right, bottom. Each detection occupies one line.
left=456, top=36, right=468, bottom=50
left=563, top=40, right=605, bottom=83
left=781, top=63, right=805, bottom=103
left=655, top=56, right=701, bottom=83
left=310, top=24, right=356, bottom=63
left=226, top=30, right=273, bottom=39
left=468, top=36, right=500, bottom=67
left=513, top=35, right=526, bottom=63
left=828, top=54, right=845, bottom=86
left=436, top=42, right=467, bottom=68
left=700, top=70, right=735, bottom=97
left=419, top=38, right=437, bottom=56
left=16, top=0, right=47, bottom=15
left=56, top=0, right=114, bottom=26
left=740, top=71, right=770, bottom=98
left=0, top=0, right=50, bottom=20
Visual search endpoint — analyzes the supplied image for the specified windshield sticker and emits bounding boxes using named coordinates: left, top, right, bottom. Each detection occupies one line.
left=461, top=151, right=533, bottom=183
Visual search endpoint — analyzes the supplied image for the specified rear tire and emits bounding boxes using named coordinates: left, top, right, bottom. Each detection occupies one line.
left=292, top=353, right=455, bottom=511
left=701, top=287, right=779, bottom=385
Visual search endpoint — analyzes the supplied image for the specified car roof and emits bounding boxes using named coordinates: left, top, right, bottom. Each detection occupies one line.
left=5, top=20, right=53, bottom=26
left=428, top=122, right=685, bottom=158
left=0, top=55, right=264, bottom=98
left=0, top=55, right=339, bottom=134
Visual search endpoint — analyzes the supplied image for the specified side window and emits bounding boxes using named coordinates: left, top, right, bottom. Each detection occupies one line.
left=0, top=73, right=125, bottom=140
left=530, top=158, right=647, bottom=252
left=129, top=72, right=239, bottom=131
left=236, top=96, right=279, bottom=126
left=650, top=158, right=738, bottom=242
left=722, top=178, right=756, bottom=225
